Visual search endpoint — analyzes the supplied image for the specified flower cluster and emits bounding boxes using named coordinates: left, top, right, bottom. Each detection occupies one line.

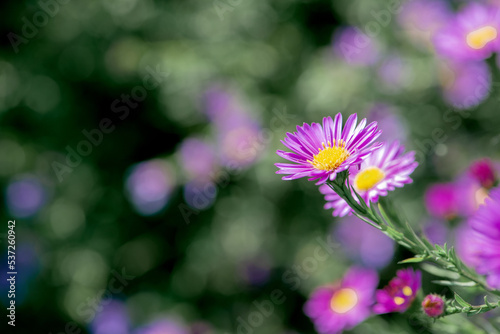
left=275, top=113, right=418, bottom=214
left=305, top=267, right=421, bottom=334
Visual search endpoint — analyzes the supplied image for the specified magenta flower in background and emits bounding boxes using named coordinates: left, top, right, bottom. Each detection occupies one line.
left=332, top=27, right=381, bottom=66
left=433, top=3, right=500, bottom=61
left=424, top=183, right=459, bottom=219
left=319, top=141, right=418, bottom=216
left=422, top=294, right=445, bottom=318
left=398, top=0, right=452, bottom=48
left=218, top=121, right=262, bottom=168
left=183, top=178, right=217, bottom=210
left=438, top=60, right=491, bottom=109
left=203, top=85, right=245, bottom=125
left=367, top=104, right=408, bottom=143
left=304, top=267, right=378, bottom=334
left=276, top=113, right=382, bottom=184
left=135, top=319, right=188, bottom=334
left=178, top=138, right=217, bottom=181
left=455, top=222, right=483, bottom=268
left=469, top=158, right=498, bottom=189
left=374, top=268, right=421, bottom=314
left=333, top=215, right=395, bottom=269
left=125, top=160, right=175, bottom=216
left=466, top=187, right=500, bottom=289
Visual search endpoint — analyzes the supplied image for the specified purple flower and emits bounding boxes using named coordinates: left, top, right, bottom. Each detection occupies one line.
left=178, top=138, right=217, bottom=181
left=276, top=113, right=382, bottom=184
left=319, top=141, right=418, bottom=216
left=469, top=158, right=498, bottom=189
left=304, top=267, right=378, bottom=334
left=438, top=60, right=491, bottom=109
left=422, top=294, right=445, bottom=318
left=6, top=176, right=48, bottom=218
left=423, top=219, right=449, bottom=245
left=125, top=160, right=175, bottom=216
left=332, top=215, right=395, bottom=269
left=398, top=0, right=452, bottom=42
left=332, top=27, right=381, bottom=66
left=91, top=300, right=130, bottom=334
left=367, top=104, right=408, bottom=143
left=424, top=183, right=459, bottom=219
left=374, top=268, right=421, bottom=314
left=433, top=3, right=500, bottom=61
left=466, top=187, right=500, bottom=289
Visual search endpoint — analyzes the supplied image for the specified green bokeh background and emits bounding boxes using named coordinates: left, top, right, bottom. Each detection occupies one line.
left=1, top=0, right=500, bottom=333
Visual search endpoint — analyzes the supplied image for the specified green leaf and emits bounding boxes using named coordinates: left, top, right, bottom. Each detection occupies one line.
left=432, top=280, right=477, bottom=287
left=398, top=256, right=427, bottom=264
left=454, top=293, right=472, bottom=308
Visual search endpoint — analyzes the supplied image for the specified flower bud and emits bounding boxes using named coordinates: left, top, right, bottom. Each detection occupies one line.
left=422, top=294, right=445, bottom=318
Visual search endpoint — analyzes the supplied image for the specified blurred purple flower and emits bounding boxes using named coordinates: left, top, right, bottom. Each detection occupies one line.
left=91, top=300, right=130, bottom=334
left=125, top=160, right=175, bottom=216
left=218, top=122, right=263, bottom=169
left=374, top=268, right=421, bottom=314
left=455, top=222, right=483, bottom=268
left=332, top=27, right=381, bottom=66
left=438, top=60, right=491, bottom=109
left=433, top=3, right=500, bottom=61
left=239, top=256, right=271, bottom=286
left=367, top=104, right=407, bottom=143
left=6, top=175, right=47, bottom=218
left=466, top=187, right=500, bottom=289
left=398, top=0, right=452, bottom=48
left=178, top=138, right=217, bottom=181
left=135, top=319, right=188, bottom=334
left=469, top=158, right=498, bottom=189
left=183, top=179, right=217, bottom=210
left=424, top=183, right=459, bottom=219
left=333, top=215, right=395, bottom=269
left=304, top=267, right=378, bottom=334
left=377, top=54, right=414, bottom=91
left=423, top=219, right=448, bottom=245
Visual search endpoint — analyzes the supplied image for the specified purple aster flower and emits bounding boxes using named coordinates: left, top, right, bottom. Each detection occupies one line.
left=438, top=60, right=492, bottom=109
left=332, top=27, right=381, bottom=66
left=424, top=183, right=459, bottom=219
left=466, top=187, right=500, bottom=289
left=276, top=113, right=382, bottom=184
left=422, top=294, right=445, bottom=318
left=469, top=158, right=498, bottom=189
left=304, top=267, right=378, bottom=334
left=433, top=3, right=500, bottom=61
left=455, top=222, right=483, bottom=268
left=332, top=215, right=395, bottom=269
left=319, top=141, right=418, bottom=216
left=374, top=268, right=421, bottom=314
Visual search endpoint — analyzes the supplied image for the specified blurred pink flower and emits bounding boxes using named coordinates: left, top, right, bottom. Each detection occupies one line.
left=374, top=268, right=421, bottom=314
left=304, top=267, right=378, bottom=334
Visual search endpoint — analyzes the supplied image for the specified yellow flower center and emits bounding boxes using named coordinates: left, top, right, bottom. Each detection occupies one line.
left=394, top=297, right=405, bottom=305
left=353, top=167, right=385, bottom=192
left=402, top=286, right=413, bottom=297
left=309, top=140, right=350, bottom=171
left=330, top=288, right=358, bottom=314
left=466, top=26, right=498, bottom=50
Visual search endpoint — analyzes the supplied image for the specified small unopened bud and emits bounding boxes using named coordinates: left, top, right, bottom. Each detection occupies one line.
left=422, top=294, right=445, bottom=318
